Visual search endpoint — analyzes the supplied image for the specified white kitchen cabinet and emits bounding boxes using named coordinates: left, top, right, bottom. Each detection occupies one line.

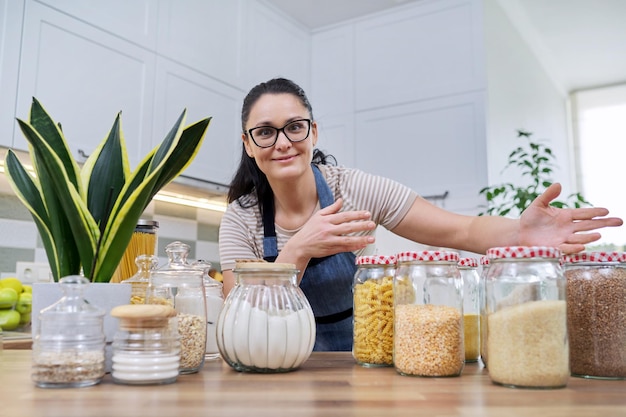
left=152, top=57, right=243, bottom=187
left=0, top=0, right=24, bottom=148
left=15, top=0, right=156, bottom=169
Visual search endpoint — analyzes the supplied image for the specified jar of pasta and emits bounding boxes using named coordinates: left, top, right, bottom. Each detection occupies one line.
left=393, top=250, right=464, bottom=377
left=112, top=219, right=159, bottom=283
left=486, top=246, right=569, bottom=388
left=458, top=257, right=480, bottom=363
left=562, top=251, right=626, bottom=380
left=479, top=255, right=490, bottom=367
left=352, top=254, right=396, bottom=367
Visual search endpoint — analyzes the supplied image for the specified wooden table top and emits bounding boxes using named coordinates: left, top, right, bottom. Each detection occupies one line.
left=1, top=349, right=625, bottom=417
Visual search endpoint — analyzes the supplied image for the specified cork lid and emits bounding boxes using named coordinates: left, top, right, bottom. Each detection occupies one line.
left=111, top=304, right=176, bottom=329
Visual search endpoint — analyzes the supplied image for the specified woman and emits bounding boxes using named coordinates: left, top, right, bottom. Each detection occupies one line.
left=218, top=77, right=622, bottom=351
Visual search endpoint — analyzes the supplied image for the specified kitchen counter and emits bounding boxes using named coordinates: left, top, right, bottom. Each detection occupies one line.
left=1, top=349, right=625, bottom=417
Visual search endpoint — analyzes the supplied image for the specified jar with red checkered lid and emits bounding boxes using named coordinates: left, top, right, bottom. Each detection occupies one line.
left=479, top=255, right=490, bottom=367
left=562, top=251, right=626, bottom=380
left=485, top=246, right=569, bottom=389
left=393, top=250, right=463, bottom=377
left=352, top=255, right=396, bottom=367
left=458, top=257, right=480, bottom=363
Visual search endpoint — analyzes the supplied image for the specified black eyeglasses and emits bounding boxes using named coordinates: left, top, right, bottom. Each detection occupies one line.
left=247, top=119, right=312, bottom=148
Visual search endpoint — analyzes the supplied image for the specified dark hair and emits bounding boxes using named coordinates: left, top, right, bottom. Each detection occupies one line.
left=228, top=78, right=336, bottom=206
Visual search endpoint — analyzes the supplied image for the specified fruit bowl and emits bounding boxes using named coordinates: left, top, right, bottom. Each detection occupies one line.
left=0, top=277, right=32, bottom=331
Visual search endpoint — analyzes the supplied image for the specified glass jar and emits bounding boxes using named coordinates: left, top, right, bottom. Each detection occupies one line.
left=110, top=304, right=180, bottom=385
left=393, top=250, right=464, bottom=377
left=32, top=276, right=106, bottom=388
left=112, top=219, right=159, bottom=283
left=459, top=257, right=480, bottom=363
left=562, top=251, right=626, bottom=379
left=191, top=260, right=224, bottom=361
left=216, top=262, right=316, bottom=373
left=486, top=246, right=569, bottom=388
left=122, top=254, right=159, bottom=305
left=147, top=241, right=207, bottom=374
left=479, top=255, right=490, bottom=367
left=352, top=255, right=396, bottom=367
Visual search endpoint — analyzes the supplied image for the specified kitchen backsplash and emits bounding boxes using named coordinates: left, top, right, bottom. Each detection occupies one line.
left=0, top=190, right=223, bottom=280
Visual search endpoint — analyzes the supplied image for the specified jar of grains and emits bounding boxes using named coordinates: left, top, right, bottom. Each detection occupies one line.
left=393, top=250, right=464, bottom=377
left=458, top=257, right=480, bottom=363
left=32, top=276, right=106, bottom=388
left=352, top=254, right=396, bottom=367
left=147, top=241, right=207, bottom=374
left=216, top=262, right=316, bottom=373
left=479, top=255, right=490, bottom=367
left=485, top=246, right=569, bottom=388
left=110, top=304, right=180, bottom=385
left=562, top=251, right=626, bottom=379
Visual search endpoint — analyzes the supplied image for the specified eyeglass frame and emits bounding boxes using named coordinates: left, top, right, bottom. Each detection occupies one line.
left=246, top=118, right=312, bottom=148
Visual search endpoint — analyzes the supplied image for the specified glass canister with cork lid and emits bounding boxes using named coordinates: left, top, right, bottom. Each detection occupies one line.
left=32, top=276, right=106, bottom=388
left=352, top=254, right=396, bottom=367
left=393, top=250, right=464, bottom=377
left=110, top=304, right=180, bottom=385
left=458, top=257, right=480, bottom=363
left=111, top=219, right=159, bottom=283
left=562, top=251, right=626, bottom=380
left=146, top=241, right=207, bottom=374
left=485, top=246, right=569, bottom=389
left=216, top=261, right=316, bottom=373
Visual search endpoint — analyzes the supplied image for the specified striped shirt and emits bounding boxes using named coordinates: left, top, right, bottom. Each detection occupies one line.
left=218, top=164, right=418, bottom=271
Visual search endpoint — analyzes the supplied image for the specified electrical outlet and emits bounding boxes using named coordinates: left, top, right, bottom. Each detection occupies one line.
left=15, top=261, right=52, bottom=283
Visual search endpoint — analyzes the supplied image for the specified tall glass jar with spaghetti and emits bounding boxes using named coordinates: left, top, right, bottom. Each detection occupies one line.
left=112, top=220, right=159, bottom=283
left=458, top=257, right=480, bottom=363
left=352, top=254, right=396, bottom=367
left=486, top=246, right=569, bottom=389
left=393, top=250, right=464, bottom=377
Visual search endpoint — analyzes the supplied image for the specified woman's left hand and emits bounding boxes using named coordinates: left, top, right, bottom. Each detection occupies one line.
left=519, top=183, right=623, bottom=253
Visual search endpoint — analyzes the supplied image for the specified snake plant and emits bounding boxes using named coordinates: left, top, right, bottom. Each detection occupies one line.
left=3, top=98, right=211, bottom=282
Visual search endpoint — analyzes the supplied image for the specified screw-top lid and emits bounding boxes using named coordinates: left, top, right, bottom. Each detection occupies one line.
left=486, top=246, right=561, bottom=260
left=355, top=255, right=396, bottom=265
left=561, top=251, right=626, bottom=264
left=396, top=250, right=460, bottom=263
left=458, top=257, right=478, bottom=268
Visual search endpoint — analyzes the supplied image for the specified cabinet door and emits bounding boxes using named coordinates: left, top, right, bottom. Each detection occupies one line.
left=15, top=1, right=156, bottom=168
left=0, top=0, right=24, bottom=148
left=153, top=57, right=243, bottom=186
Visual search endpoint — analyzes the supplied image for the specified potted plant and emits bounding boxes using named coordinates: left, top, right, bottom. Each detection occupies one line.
left=3, top=98, right=211, bottom=283
left=478, top=129, right=589, bottom=217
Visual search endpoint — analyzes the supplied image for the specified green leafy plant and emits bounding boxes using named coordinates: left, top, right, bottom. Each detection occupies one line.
left=479, top=129, right=590, bottom=217
left=4, top=98, right=211, bottom=282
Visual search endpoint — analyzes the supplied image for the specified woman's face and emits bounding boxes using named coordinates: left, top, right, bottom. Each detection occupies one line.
left=243, top=93, right=317, bottom=182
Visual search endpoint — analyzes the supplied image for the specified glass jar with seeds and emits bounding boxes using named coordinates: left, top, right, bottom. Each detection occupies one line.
left=458, top=257, right=480, bottom=363
left=32, top=275, right=106, bottom=388
left=485, top=246, right=569, bottom=389
left=393, top=250, right=464, bottom=377
left=147, top=241, right=207, bottom=374
left=352, top=254, right=396, bottom=367
left=562, top=251, right=626, bottom=380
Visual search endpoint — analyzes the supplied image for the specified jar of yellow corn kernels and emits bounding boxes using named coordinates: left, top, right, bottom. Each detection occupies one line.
left=352, top=255, right=396, bottom=367
left=393, top=250, right=464, bottom=377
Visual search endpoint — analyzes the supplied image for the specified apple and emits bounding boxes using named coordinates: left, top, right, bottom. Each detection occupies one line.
left=19, top=310, right=31, bottom=326
left=0, top=277, right=23, bottom=294
left=16, top=292, right=32, bottom=314
left=0, top=287, right=18, bottom=309
left=0, top=309, right=21, bottom=330
left=22, top=284, right=33, bottom=293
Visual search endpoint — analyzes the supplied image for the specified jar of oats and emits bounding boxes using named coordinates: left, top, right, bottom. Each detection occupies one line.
left=352, top=254, right=396, bottom=367
left=562, top=251, right=626, bottom=380
left=147, top=241, right=207, bottom=374
left=32, top=276, right=106, bottom=388
left=393, top=250, right=464, bottom=377
left=486, top=246, right=569, bottom=388
left=458, top=257, right=480, bottom=363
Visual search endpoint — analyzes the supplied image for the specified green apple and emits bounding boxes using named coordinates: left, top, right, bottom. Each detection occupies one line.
left=16, top=292, right=32, bottom=314
left=0, top=287, right=18, bottom=309
left=0, top=309, right=21, bottom=330
left=22, top=284, right=32, bottom=293
left=19, top=310, right=31, bottom=326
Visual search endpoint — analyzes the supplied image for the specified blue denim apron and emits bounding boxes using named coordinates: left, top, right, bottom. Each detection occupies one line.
left=262, top=164, right=356, bottom=351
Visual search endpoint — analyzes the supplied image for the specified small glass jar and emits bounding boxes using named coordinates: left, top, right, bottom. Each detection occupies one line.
left=216, top=262, right=316, bottom=373
left=458, top=257, right=480, bottom=363
left=191, top=260, right=224, bottom=361
left=110, top=304, right=180, bottom=385
left=479, top=255, right=490, bottom=367
left=562, top=251, right=626, bottom=380
left=112, top=219, right=159, bottom=283
left=486, top=246, right=569, bottom=389
left=393, top=250, right=464, bottom=377
left=147, top=241, right=207, bottom=374
left=32, top=276, right=106, bottom=388
left=122, top=254, right=159, bottom=305
left=352, top=255, right=396, bottom=367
